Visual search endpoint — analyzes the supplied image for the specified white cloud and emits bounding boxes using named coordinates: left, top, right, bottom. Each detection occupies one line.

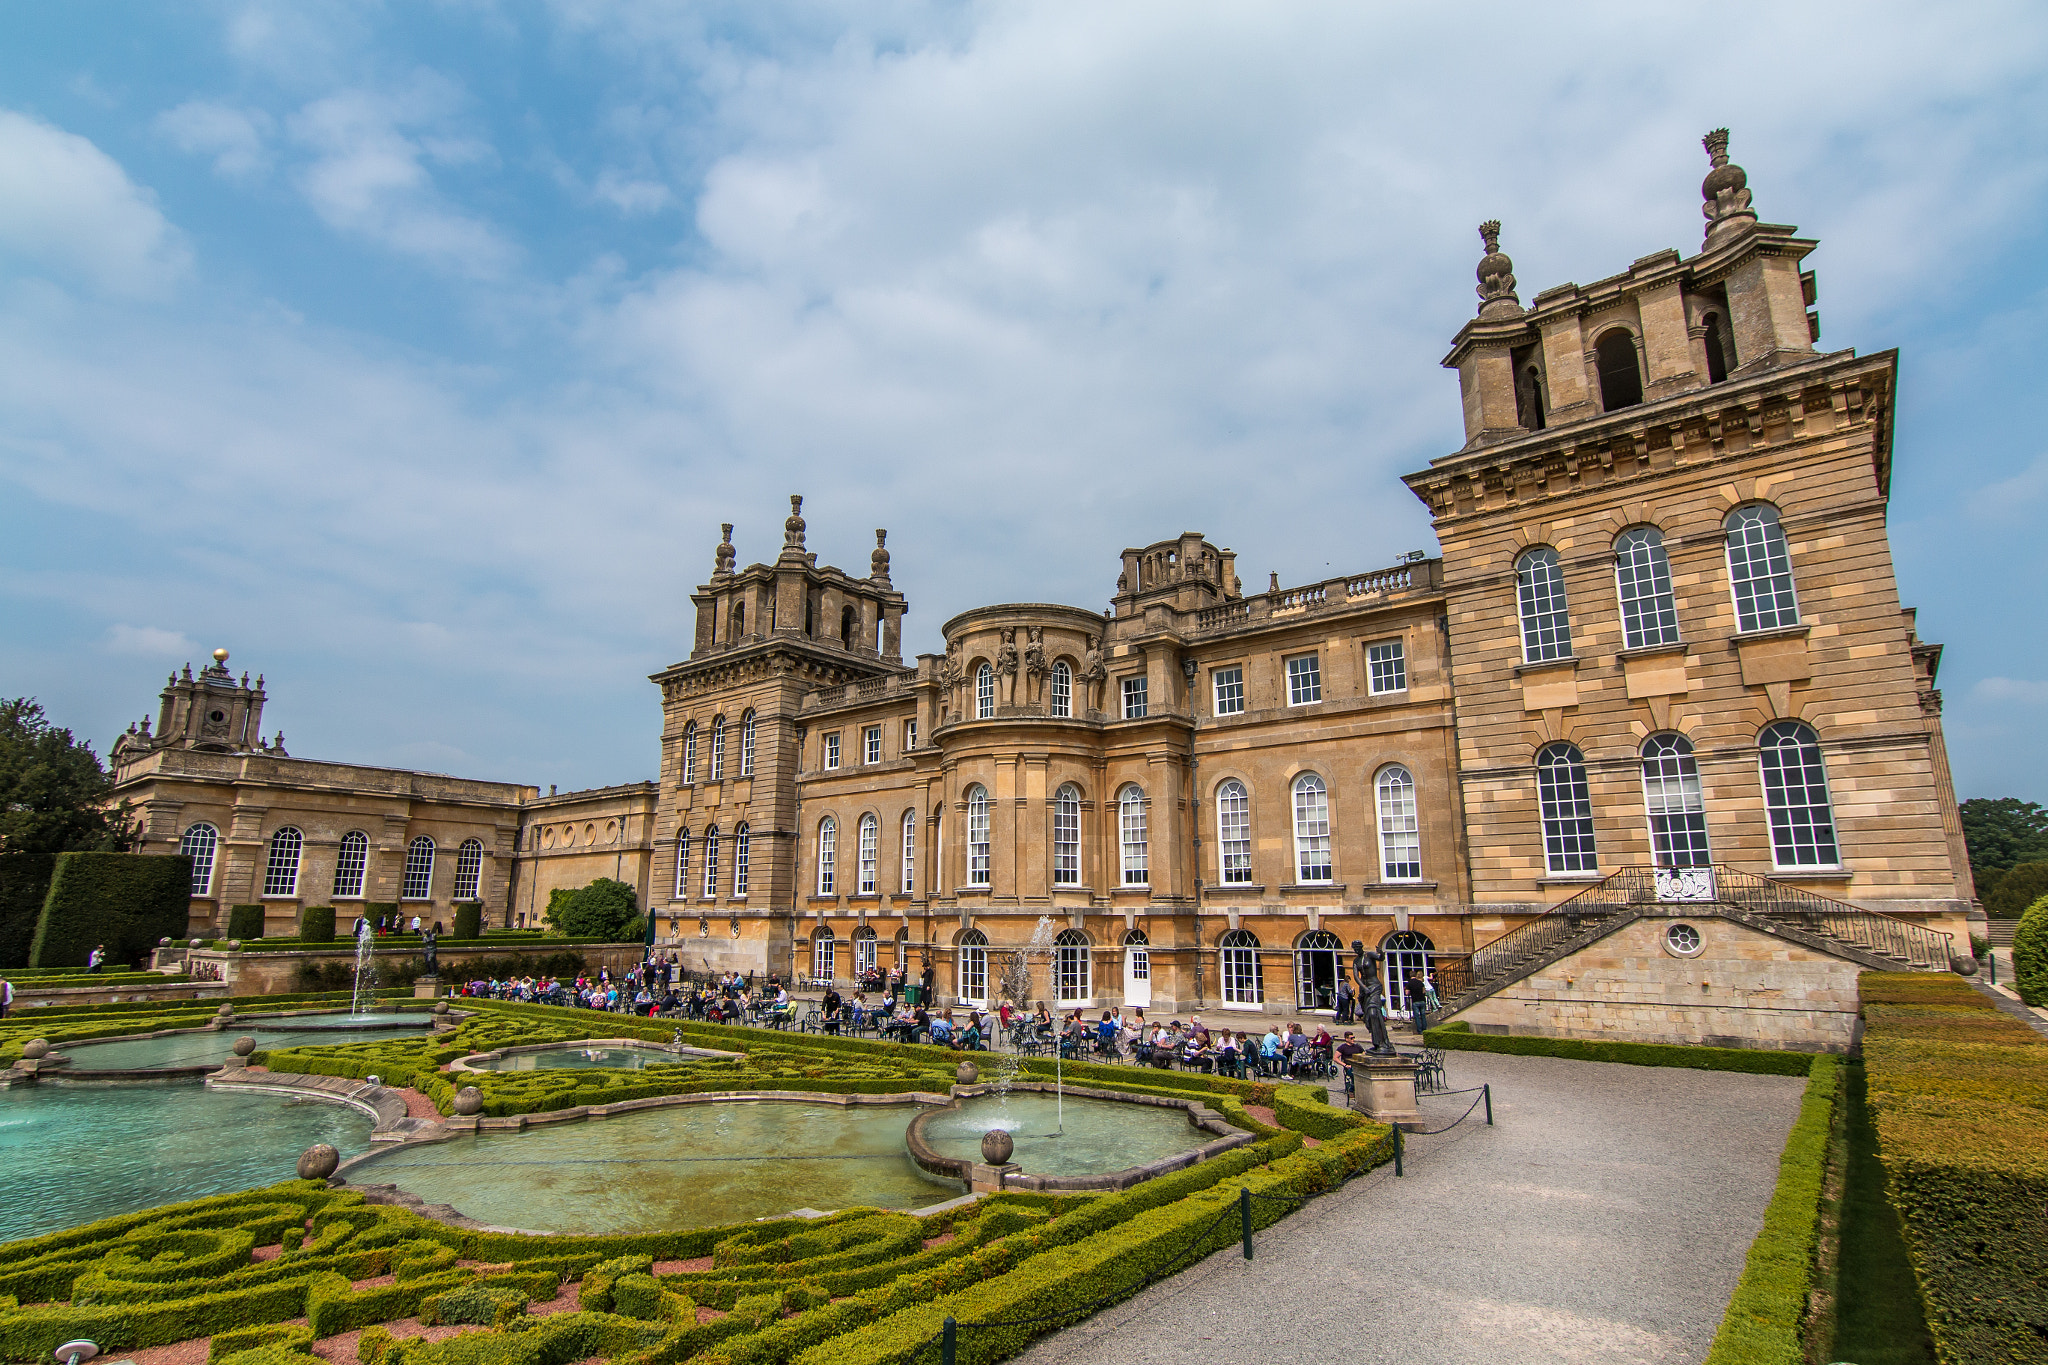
left=157, top=101, right=274, bottom=180
left=1973, top=678, right=2048, bottom=706
left=0, top=109, right=189, bottom=297
left=103, top=624, right=197, bottom=657
left=1966, top=454, right=2048, bottom=524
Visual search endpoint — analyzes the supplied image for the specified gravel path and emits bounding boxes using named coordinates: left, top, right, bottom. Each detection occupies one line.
left=1012, top=1051, right=1807, bottom=1365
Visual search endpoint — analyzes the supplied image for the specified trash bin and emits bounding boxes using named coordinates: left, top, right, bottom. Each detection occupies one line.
left=904, top=984, right=922, bottom=1006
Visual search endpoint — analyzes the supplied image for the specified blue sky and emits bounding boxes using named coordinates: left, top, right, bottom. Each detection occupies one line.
left=2, top=1, right=2045, bottom=801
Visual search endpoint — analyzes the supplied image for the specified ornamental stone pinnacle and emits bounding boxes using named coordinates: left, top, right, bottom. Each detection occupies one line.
left=1475, top=220, right=1522, bottom=319
left=780, top=495, right=808, bottom=561
left=1700, top=128, right=1757, bottom=249
left=713, top=523, right=736, bottom=580
left=870, top=529, right=892, bottom=585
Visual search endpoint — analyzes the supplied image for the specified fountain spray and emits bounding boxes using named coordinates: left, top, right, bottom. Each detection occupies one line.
left=350, top=919, right=376, bottom=1018
left=1025, top=914, right=1063, bottom=1137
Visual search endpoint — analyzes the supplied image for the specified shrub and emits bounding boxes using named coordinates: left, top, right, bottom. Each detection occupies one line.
left=1986, top=860, right=2048, bottom=919
left=1422, top=1021, right=1817, bottom=1074
left=421, top=1282, right=528, bottom=1328
left=27, top=852, right=193, bottom=968
left=1859, top=971, right=2048, bottom=1364
left=209, top=1321, right=316, bottom=1362
left=2015, top=893, right=2048, bottom=1007
left=0, top=851, right=58, bottom=970
left=545, top=880, right=637, bottom=941
left=299, top=907, right=336, bottom=943
left=453, top=903, right=483, bottom=941
left=227, top=905, right=266, bottom=940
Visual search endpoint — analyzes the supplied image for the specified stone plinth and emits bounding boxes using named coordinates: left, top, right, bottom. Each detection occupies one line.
left=412, top=975, right=442, bottom=1000
left=969, top=1162, right=1019, bottom=1194
left=1349, top=1056, right=1422, bottom=1129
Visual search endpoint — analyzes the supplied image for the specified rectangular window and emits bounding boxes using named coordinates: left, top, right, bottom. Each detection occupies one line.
left=733, top=828, right=750, bottom=896
left=1286, top=654, right=1321, bottom=705
left=864, top=725, right=882, bottom=765
left=904, top=719, right=917, bottom=751
left=901, top=812, right=916, bottom=893
left=858, top=818, right=878, bottom=894
left=1120, top=793, right=1148, bottom=885
left=824, top=733, right=840, bottom=770
left=1367, top=640, right=1407, bottom=694
left=1213, top=666, right=1245, bottom=716
left=1121, top=676, right=1148, bottom=719
left=1221, top=945, right=1264, bottom=1005
left=1218, top=783, right=1252, bottom=884
left=1056, top=943, right=1089, bottom=1001
left=703, top=832, right=721, bottom=898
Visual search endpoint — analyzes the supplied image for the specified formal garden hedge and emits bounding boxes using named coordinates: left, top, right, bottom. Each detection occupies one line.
left=2014, top=892, right=2048, bottom=1006
left=0, top=998, right=1394, bottom=1365
left=27, top=852, right=193, bottom=969
left=1422, top=1020, right=1819, bottom=1074
left=452, top=902, right=483, bottom=941
left=0, top=851, right=58, bottom=970
left=227, top=905, right=267, bottom=940
left=1858, top=971, right=2047, bottom=1364
left=297, top=906, right=336, bottom=943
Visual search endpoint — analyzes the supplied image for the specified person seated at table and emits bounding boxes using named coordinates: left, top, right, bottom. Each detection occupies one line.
left=1180, top=1033, right=1214, bottom=1073
left=1031, top=1004, right=1054, bottom=1039
left=1259, top=1025, right=1284, bottom=1075
left=1095, top=1011, right=1119, bottom=1057
left=1214, top=1030, right=1242, bottom=1074
left=928, top=1011, right=955, bottom=1046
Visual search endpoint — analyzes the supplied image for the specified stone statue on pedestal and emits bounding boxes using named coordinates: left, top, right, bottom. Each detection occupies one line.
left=421, top=927, right=439, bottom=977
left=1352, top=940, right=1395, bottom=1055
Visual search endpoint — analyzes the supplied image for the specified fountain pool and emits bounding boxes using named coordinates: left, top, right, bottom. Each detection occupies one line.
left=348, top=1092, right=1220, bottom=1233
left=462, top=1044, right=694, bottom=1072
left=0, top=1083, right=373, bottom=1242
left=58, top=1016, right=435, bottom=1072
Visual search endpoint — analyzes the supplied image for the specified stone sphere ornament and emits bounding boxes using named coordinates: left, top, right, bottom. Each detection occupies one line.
left=232, top=1036, right=257, bottom=1057
left=20, top=1039, right=49, bottom=1061
left=453, top=1086, right=484, bottom=1116
left=432, top=1001, right=450, bottom=1015
left=296, top=1144, right=340, bottom=1180
left=955, top=1060, right=979, bottom=1086
left=216, top=1004, right=236, bottom=1018
left=980, top=1128, right=1015, bottom=1166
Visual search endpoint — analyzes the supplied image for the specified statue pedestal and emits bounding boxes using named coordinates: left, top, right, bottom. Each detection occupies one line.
left=969, top=1162, right=1020, bottom=1194
left=1348, top=1056, right=1423, bottom=1130
left=412, top=975, right=442, bottom=1000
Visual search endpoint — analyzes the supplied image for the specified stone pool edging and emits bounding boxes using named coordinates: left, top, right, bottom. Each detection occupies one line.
left=206, top=1068, right=431, bottom=1139
left=903, top=1082, right=1255, bottom=1193
left=0, top=1007, right=456, bottom=1087
left=446, top=1037, right=742, bottom=1071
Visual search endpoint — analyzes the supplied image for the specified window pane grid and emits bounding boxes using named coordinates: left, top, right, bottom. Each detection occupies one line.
left=1214, top=667, right=1245, bottom=716
left=734, top=825, right=750, bottom=895
left=1292, top=775, right=1332, bottom=882
left=1727, top=505, right=1800, bottom=631
left=703, top=827, right=722, bottom=897
left=1122, top=677, right=1147, bottom=719
left=263, top=827, right=302, bottom=898
left=1516, top=547, right=1573, bottom=662
left=901, top=810, right=916, bottom=892
left=1221, top=930, right=1264, bottom=1005
left=1287, top=655, right=1321, bottom=705
left=452, top=839, right=483, bottom=901
left=400, top=836, right=434, bottom=901
left=710, top=718, right=726, bottom=781
left=1759, top=722, right=1840, bottom=867
left=1217, top=780, right=1252, bottom=884
left=858, top=814, right=878, bottom=894
left=681, top=724, right=696, bottom=784
left=1641, top=735, right=1711, bottom=867
left=976, top=665, right=995, bottom=719
left=331, top=830, right=367, bottom=899
left=1119, top=787, right=1148, bottom=884
left=1616, top=528, right=1682, bottom=648
left=1535, top=744, right=1597, bottom=873
left=813, top=820, right=831, bottom=895
left=959, top=942, right=987, bottom=1002
left=966, top=789, right=990, bottom=885
left=181, top=823, right=219, bottom=897
left=864, top=726, right=881, bottom=765
left=674, top=830, right=690, bottom=899
left=1051, top=662, right=1072, bottom=717
left=824, top=734, right=839, bottom=769
left=1053, top=786, right=1081, bottom=885
left=1375, top=767, right=1422, bottom=880
left=739, top=712, right=756, bottom=776
left=1055, top=930, right=1089, bottom=1001
left=1367, top=642, right=1406, bottom=694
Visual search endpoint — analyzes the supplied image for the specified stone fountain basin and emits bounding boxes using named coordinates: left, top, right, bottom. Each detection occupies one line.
left=33, top=1011, right=437, bottom=1078
left=906, top=1082, right=1253, bottom=1193
left=449, top=1038, right=741, bottom=1071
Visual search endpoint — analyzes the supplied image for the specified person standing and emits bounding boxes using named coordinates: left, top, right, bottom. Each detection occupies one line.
left=1407, top=970, right=1431, bottom=1034
left=0, top=976, right=11, bottom=1019
left=87, top=944, right=106, bottom=974
left=1335, top=974, right=1355, bottom=1025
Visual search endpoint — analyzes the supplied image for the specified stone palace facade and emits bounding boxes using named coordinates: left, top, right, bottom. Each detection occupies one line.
left=110, top=133, right=1976, bottom=1046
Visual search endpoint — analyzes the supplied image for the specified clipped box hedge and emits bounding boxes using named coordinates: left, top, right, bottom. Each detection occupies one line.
left=1423, top=1020, right=1818, bottom=1074
left=27, top=852, right=193, bottom=969
left=1859, top=972, right=2048, bottom=1364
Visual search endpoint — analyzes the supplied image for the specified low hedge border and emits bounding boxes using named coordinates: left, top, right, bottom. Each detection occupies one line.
left=1701, top=1054, right=1840, bottom=1365
left=1423, top=1021, right=1819, bottom=1074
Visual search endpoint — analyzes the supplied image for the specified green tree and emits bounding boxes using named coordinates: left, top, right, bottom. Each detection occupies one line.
left=0, top=699, right=132, bottom=966
left=1985, top=862, right=2048, bottom=920
left=2014, top=894, right=2048, bottom=1007
left=1959, top=797, right=2048, bottom=899
left=545, top=878, right=639, bottom=940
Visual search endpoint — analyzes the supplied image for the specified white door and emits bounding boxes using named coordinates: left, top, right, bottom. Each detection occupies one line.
left=1124, top=948, right=1152, bottom=1008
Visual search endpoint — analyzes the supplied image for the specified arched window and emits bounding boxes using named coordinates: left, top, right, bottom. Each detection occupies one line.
left=1375, top=766, right=1422, bottom=881
left=815, top=817, right=835, bottom=896
left=840, top=604, right=856, bottom=647
left=734, top=824, right=751, bottom=895
left=1292, top=773, right=1332, bottom=883
left=400, top=835, right=434, bottom=900
left=964, top=786, right=990, bottom=886
left=1381, top=929, right=1435, bottom=1014
left=1641, top=734, right=1710, bottom=868
left=1615, top=527, right=1681, bottom=649
left=976, top=664, right=995, bottom=719
left=1294, top=929, right=1343, bottom=1011
left=1053, top=784, right=1081, bottom=885
left=1054, top=928, right=1091, bottom=1002
left=1535, top=744, right=1597, bottom=874
left=1050, top=660, right=1072, bottom=718
left=739, top=710, right=757, bottom=777
left=853, top=923, right=878, bottom=976
left=674, top=829, right=690, bottom=899
left=1515, top=547, right=1573, bottom=663
left=958, top=928, right=988, bottom=1004
left=709, top=716, right=727, bottom=781
left=264, top=827, right=304, bottom=898
left=731, top=601, right=745, bottom=639
left=1516, top=361, right=1547, bottom=431
left=1220, top=929, right=1264, bottom=1006
left=1725, top=504, right=1800, bottom=632
left=1217, top=779, right=1252, bottom=884
left=1702, top=311, right=1731, bottom=384
left=812, top=927, right=836, bottom=982
left=331, top=829, right=368, bottom=899
left=453, top=839, right=484, bottom=901
left=1118, top=785, right=1148, bottom=885
left=702, top=826, right=722, bottom=898
left=901, top=809, right=917, bottom=893
left=681, top=721, right=697, bottom=784
left=180, top=822, right=219, bottom=897
left=857, top=813, right=879, bottom=894
left=1758, top=722, right=1840, bottom=868
left=1594, top=327, right=1642, bottom=410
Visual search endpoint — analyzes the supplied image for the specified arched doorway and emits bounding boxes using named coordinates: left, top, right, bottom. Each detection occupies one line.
left=957, top=929, right=988, bottom=1006
left=853, top=924, right=879, bottom=986
left=1122, top=928, right=1152, bottom=1009
left=1294, top=929, right=1342, bottom=1012
left=810, top=926, right=837, bottom=984
left=1380, top=930, right=1435, bottom=1017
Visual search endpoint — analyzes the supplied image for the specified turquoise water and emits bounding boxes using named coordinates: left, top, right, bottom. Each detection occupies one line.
left=353, top=1093, right=1214, bottom=1233
left=0, top=1084, right=373, bottom=1242
left=467, top=1044, right=691, bottom=1072
left=61, top=1019, right=434, bottom=1071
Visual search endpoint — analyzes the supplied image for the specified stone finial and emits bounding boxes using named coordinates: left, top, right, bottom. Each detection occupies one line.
left=19, top=1039, right=48, bottom=1060
left=271, top=732, right=287, bottom=756
left=296, top=1143, right=340, bottom=1181
left=1700, top=128, right=1757, bottom=248
left=783, top=495, right=807, bottom=551
left=713, top=523, right=736, bottom=579
left=1475, top=220, right=1522, bottom=319
left=453, top=1085, right=484, bottom=1116
left=980, top=1127, right=1014, bottom=1165
left=232, top=1035, right=257, bottom=1057
left=870, top=529, right=891, bottom=583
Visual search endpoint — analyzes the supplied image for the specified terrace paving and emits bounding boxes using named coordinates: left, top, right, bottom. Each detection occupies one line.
left=1013, top=1051, right=1808, bottom=1365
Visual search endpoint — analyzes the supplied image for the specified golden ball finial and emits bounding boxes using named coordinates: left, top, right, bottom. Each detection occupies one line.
left=212, top=648, right=230, bottom=665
